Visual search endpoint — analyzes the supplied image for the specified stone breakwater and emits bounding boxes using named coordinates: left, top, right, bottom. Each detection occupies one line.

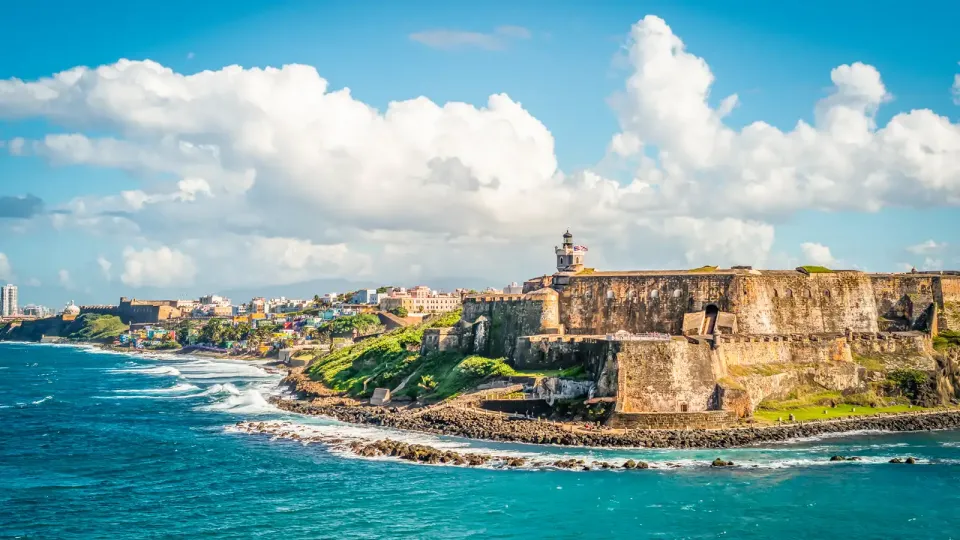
left=233, top=420, right=660, bottom=470
left=272, top=395, right=960, bottom=449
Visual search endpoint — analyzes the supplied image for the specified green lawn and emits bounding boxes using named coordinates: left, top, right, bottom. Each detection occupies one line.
left=754, top=403, right=928, bottom=423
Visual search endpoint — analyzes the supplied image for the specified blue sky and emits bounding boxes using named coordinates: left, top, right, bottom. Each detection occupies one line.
left=1, top=0, right=959, bottom=307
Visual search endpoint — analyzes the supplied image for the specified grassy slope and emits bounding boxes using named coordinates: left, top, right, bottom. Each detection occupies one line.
left=304, top=309, right=585, bottom=401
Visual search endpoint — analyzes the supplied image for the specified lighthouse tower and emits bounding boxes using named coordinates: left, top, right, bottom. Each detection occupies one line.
left=555, top=229, right=585, bottom=272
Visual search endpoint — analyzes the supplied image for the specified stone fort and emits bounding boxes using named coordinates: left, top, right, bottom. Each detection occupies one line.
left=424, top=231, right=960, bottom=428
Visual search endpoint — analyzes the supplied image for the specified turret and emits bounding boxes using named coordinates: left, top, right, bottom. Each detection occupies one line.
left=555, top=229, right=586, bottom=272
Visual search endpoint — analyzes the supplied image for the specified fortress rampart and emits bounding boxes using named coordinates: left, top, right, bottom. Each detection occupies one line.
left=423, top=231, right=957, bottom=425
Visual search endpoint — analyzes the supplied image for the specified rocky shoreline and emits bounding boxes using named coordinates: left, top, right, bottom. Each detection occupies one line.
left=275, top=374, right=960, bottom=449
left=234, top=420, right=924, bottom=470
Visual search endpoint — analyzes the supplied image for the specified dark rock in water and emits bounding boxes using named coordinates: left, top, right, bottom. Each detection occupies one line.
left=623, top=459, right=636, bottom=469
left=889, top=458, right=903, bottom=464
left=905, top=457, right=917, bottom=464
left=829, top=455, right=845, bottom=461
left=636, top=461, right=649, bottom=469
left=711, top=458, right=733, bottom=467
left=506, top=457, right=526, bottom=467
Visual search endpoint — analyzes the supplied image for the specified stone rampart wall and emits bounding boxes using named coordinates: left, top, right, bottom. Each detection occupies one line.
left=937, top=276, right=960, bottom=331
left=715, top=334, right=851, bottom=366
left=730, top=273, right=879, bottom=334
left=559, top=274, right=735, bottom=335
left=462, top=296, right=546, bottom=359
left=613, top=340, right=718, bottom=414
left=555, top=272, right=956, bottom=336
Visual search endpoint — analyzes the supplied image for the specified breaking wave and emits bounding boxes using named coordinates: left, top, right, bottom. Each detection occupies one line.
left=108, top=366, right=182, bottom=377
left=116, top=383, right=200, bottom=395
left=174, top=360, right=271, bottom=380
left=196, top=383, right=243, bottom=397
left=200, top=389, right=276, bottom=414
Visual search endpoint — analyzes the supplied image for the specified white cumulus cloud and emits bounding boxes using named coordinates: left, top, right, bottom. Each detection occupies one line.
left=1, top=15, right=959, bottom=288
left=800, top=242, right=837, bottom=267
left=120, top=246, right=197, bottom=287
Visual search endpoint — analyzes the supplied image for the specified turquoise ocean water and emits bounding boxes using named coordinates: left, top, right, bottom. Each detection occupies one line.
left=3, top=342, right=960, bottom=539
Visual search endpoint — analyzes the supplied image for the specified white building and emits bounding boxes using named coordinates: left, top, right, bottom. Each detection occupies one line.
left=1, top=284, right=17, bottom=317
left=504, top=282, right=524, bottom=294
left=352, top=289, right=377, bottom=304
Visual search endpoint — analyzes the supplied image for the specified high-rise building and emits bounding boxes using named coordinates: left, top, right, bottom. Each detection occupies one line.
left=1, top=284, right=18, bottom=317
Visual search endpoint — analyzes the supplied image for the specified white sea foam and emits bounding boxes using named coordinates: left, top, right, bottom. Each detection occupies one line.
left=108, top=366, right=182, bottom=377
left=174, top=360, right=271, bottom=380
left=31, top=395, right=53, bottom=405
left=115, top=383, right=200, bottom=395
left=196, top=383, right=243, bottom=397
left=201, top=389, right=277, bottom=414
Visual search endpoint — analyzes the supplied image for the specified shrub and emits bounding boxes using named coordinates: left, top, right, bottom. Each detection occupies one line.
left=455, top=356, right=515, bottom=378
left=933, top=330, right=960, bottom=352
left=389, top=306, right=409, bottom=318
left=887, top=369, right=929, bottom=400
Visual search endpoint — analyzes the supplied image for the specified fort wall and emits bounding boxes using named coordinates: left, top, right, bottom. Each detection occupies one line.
left=714, top=334, right=851, bottom=366
left=558, top=274, right=735, bottom=335
left=936, top=276, right=960, bottom=331
left=729, top=273, right=879, bottom=334
left=553, top=272, right=957, bottom=337
left=461, top=295, right=547, bottom=359
left=612, top=340, right=718, bottom=414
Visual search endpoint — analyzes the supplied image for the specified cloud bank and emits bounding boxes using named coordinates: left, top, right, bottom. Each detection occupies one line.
left=2, top=15, right=960, bottom=292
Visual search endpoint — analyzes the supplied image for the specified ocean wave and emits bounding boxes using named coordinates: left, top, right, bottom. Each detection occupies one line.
left=115, top=383, right=200, bottom=395
left=108, top=366, right=182, bottom=377
left=201, top=389, right=277, bottom=414
left=174, top=360, right=271, bottom=380
left=195, top=383, right=243, bottom=397
left=12, top=395, right=54, bottom=408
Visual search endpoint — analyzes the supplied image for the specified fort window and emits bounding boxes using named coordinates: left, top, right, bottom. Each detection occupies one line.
left=785, top=289, right=793, bottom=298
left=679, top=402, right=689, bottom=412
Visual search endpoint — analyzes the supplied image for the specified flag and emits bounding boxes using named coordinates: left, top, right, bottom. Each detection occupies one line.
left=573, top=245, right=589, bottom=252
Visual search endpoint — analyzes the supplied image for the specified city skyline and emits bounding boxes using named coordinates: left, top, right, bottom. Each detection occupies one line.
left=2, top=0, right=959, bottom=308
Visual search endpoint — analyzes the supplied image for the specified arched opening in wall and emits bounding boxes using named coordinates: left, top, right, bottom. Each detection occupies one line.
left=704, top=304, right=719, bottom=334
left=606, top=290, right=615, bottom=301
left=823, top=290, right=831, bottom=298
left=785, top=289, right=793, bottom=298
left=650, top=289, right=659, bottom=300
left=679, top=402, right=689, bottom=413
left=673, top=289, right=682, bottom=298
left=773, top=289, right=779, bottom=298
